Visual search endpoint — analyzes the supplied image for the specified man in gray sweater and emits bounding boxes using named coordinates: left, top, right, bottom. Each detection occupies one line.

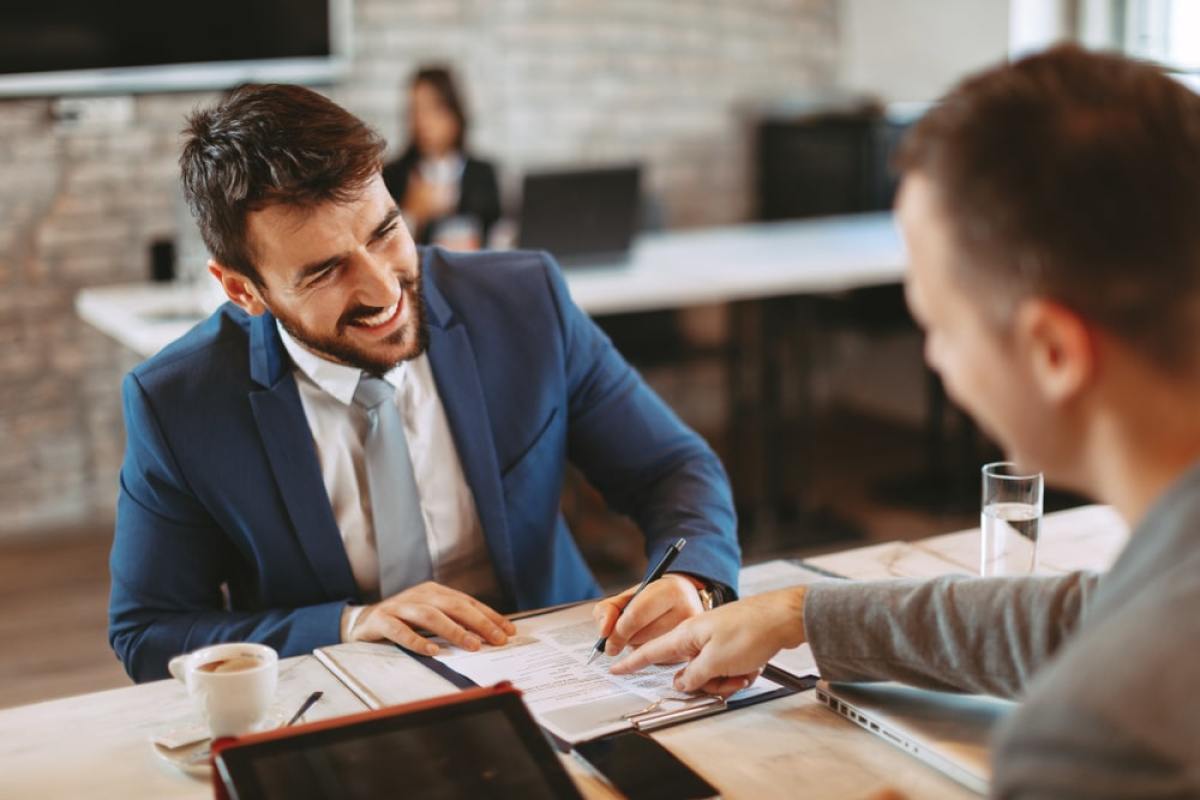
left=612, top=45, right=1200, bottom=798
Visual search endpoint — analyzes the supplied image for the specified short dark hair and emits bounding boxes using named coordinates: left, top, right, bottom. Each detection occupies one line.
left=898, top=44, right=1200, bottom=369
left=180, top=84, right=386, bottom=284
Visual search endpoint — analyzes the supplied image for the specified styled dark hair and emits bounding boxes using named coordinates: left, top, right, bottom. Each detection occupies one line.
left=180, top=84, right=386, bottom=284
left=897, top=44, right=1200, bottom=369
left=405, top=65, right=468, bottom=156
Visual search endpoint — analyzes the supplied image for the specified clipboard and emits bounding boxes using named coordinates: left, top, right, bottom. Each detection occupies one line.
left=407, top=646, right=812, bottom=746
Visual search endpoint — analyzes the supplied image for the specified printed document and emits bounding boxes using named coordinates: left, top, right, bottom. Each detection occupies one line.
left=431, top=601, right=779, bottom=743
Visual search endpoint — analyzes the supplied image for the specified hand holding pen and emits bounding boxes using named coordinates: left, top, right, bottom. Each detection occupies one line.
left=588, top=538, right=690, bottom=664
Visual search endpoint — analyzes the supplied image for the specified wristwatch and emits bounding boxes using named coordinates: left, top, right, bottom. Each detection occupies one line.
left=673, top=572, right=725, bottom=611
left=696, top=578, right=729, bottom=609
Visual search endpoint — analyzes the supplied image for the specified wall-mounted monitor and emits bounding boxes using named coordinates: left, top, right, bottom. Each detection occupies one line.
left=0, top=0, right=352, bottom=98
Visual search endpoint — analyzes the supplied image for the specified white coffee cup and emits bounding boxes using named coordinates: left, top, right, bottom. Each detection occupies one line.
left=167, top=642, right=278, bottom=738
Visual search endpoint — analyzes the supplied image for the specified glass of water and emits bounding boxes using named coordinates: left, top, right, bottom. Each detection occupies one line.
left=980, top=462, right=1044, bottom=576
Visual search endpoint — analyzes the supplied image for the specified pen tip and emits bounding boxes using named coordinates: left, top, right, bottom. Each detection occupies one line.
left=586, top=649, right=599, bottom=666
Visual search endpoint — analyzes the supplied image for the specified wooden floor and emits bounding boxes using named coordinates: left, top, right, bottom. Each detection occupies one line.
left=0, top=528, right=130, bottom=710
left=0, top=409, right=980, bottom=712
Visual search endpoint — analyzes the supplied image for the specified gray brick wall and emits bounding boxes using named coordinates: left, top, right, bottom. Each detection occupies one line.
left=0, top=0, right=838, bottom=536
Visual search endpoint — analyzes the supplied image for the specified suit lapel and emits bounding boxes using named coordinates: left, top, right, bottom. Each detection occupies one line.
left=248, top=313, right=359, bottom=601
left=423, top=273, right=518, bottom=605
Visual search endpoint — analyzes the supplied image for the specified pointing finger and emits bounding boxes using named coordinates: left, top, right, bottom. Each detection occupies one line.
left=610, top=626, right=695, bottom=675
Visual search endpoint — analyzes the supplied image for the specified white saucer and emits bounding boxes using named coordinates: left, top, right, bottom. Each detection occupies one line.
left=151, top=710, right=287, bottom=778
left=152, top=738, right=213, bottom=779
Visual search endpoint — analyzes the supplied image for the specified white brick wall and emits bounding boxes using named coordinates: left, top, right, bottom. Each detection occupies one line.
left=0, top=0, right=838, bottom=535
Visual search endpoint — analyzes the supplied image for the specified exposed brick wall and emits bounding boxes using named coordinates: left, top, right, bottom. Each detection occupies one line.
left=0, top=0, right=838, bottom=535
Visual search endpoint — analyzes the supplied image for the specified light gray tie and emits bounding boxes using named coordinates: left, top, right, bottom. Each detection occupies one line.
left=353, top=374, right=433, bottom=598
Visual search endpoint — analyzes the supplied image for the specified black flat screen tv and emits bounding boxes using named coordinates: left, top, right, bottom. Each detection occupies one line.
left=0, top=0, right=350, bottom=97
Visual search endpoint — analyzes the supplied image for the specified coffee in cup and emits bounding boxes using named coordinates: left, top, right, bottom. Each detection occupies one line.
left=168, top=642, right=278, bottom=738
left=196, top=654, right=266, bottom=674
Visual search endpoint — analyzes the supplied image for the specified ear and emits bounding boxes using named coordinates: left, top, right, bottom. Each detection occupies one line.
left=208, top=260, right=267, bottom=316
left=1013, top=298, right=1096, bottom=405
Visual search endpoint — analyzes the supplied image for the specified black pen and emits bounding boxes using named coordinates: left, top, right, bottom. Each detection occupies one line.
left=587, top=537, right=687, bottom=665
left=285, top=691, right=324, bottom=727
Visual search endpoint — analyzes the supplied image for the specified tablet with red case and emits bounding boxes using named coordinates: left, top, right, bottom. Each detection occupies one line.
left=211, top=682, right=581, bottom=800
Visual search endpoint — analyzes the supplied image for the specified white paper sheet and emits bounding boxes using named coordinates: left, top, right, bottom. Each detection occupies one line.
left=314, top=642, right=460, bottom=710
left=431, top=602, right=780, bottom=743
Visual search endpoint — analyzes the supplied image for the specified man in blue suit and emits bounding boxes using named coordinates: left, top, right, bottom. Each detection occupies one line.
left=108, top=84, right=739, bottom=682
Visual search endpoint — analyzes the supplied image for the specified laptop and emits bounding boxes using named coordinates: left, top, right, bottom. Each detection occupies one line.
left=517, top=165, right=641, bottom=266
left=815, top=681, right=1015, bottom=795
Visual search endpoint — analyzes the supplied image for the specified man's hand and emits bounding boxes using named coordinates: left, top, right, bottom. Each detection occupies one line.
left=347, top=582, right=517, bottom=656
left=592, top=574, right=707, bottom=658
left=610, top=587, right=809, bottom=695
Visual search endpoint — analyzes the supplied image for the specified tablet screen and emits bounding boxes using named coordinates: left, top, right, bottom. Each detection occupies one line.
left=216, top=694, right=580, bottom=800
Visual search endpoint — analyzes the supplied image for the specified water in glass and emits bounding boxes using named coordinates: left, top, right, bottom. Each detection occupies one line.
left=980, top=501, right=1040, bottom=576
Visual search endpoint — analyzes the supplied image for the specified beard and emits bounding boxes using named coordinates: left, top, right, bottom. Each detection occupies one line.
left=271, top=274, right=430, bottom=376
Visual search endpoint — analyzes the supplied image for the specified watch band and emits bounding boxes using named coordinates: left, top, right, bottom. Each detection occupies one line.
left=697, top=583, right=727, bottom=611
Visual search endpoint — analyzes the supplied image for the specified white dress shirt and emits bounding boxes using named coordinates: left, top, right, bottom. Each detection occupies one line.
left=277, top=323, right=502, bottom=630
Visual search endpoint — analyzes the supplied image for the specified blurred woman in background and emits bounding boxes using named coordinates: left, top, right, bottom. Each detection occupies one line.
left=383, top=66, right=500, bottom=250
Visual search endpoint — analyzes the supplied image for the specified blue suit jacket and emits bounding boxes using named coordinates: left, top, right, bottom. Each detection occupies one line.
left=109, top=249, right=739, bottom=682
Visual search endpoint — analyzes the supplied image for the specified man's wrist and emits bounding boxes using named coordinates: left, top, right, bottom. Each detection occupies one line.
left=667, top=572, right=727, bottom=609
left=776, top=586, right=808, bottom=649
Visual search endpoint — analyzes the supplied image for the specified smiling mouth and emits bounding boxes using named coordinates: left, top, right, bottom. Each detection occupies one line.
left=346, top=287, right=404, bottom=331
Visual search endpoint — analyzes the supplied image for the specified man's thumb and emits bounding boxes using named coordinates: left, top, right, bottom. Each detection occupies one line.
left=673, top=648, right=719, bottom=693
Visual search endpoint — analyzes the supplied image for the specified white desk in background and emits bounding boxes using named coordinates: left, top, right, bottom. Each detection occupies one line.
left=805, top=504, right=1128, bottom=581
left=76, top=213, right=906, bottom=524
left=565, top=211, right=904, bottom=316
left=75, top=212, right=905, bottom=360
left=0, top=505, right=1127, bottom=800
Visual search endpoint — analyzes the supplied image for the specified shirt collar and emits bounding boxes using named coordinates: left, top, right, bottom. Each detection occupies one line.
left=276, top=320, right=407, bottom=405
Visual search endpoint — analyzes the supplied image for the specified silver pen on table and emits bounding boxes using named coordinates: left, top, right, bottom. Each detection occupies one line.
left=587, top=537, right=687, bottom=665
